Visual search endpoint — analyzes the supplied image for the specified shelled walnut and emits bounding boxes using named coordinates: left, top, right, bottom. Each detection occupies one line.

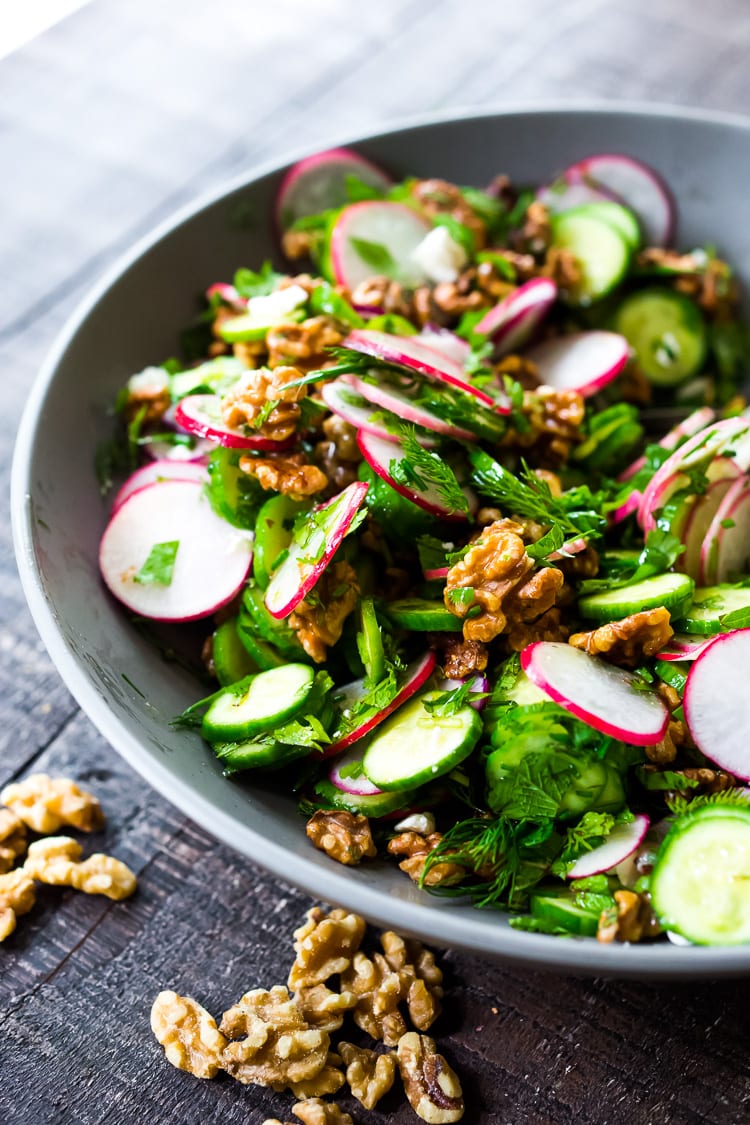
left=23, top=836, right=136, bottom=900
left=397, top=1032, right=464, bottom=1123
left=305, top=809, right=376, bottom=865
left=0, top=808, right=27, bottom=873
left=338, top=1041, right=396, bottom=1109
left=150, top=991, right=227, bottom=1079
left=1, top=773, right=104, bottom=834
left=220, top=985, right=330, bottom=1087
left=0, top=869, right=36, bottom=941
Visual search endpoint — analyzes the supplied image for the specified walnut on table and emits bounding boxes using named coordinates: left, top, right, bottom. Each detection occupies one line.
left=220, top=985, right=330, bottom=1088
left=0, top=808, right=27, bottom=873
left=288, top=906, right=367, bottom=990
left=306, top=809, right=377, bottom=866
left=294, top=982, right=358, bottom=1032
left=283, top=1050, right=346, bottom=1099
left=0, top=868, right=36, bottom=941
left=597, top=889, right=662, bottom=944
left=150, top=991, right=227, bottom=1079
left=381, top=930, right=444, bottom=1032
left=292, top=1101, right=354, bottom=1125
left=23, top=836, right=136, bottom=900
left=338, top=1040, right=397, bottom=1110
left=396, top=1032, right=464, bottom=1124
left=1, top=773, right=104, bottom=834
left=568, top=607, right=674, bottom=667
left=341, top=949, right=408, bottom=1046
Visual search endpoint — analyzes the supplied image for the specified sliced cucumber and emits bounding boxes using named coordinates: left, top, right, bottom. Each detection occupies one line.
left=562, top=202, right=641, bottom=252
left=242, top=584, right=308, bottom=660
left=201, top=663, right=314, bottom=742
left=215, top=738, right=310, bottom=773
left=362, top=690, right=481, bottom=791
left=206, top=446, right=263, bottom=530
left=310, top=778, right=415, bottom=818
left=676, top=585, right=750, bottom=635
left=613, top=288, right=707, bottom=387
left=384, top=597, right=462, bottom=633
left=650, top=804, right=750, bottom=944
left=357, top=597, right=386, bottom=683
left=236, top=613, right=287, bottom=670
left=551, top=211, right=630, bottom=305
left=528, top=888, right=602, bottom=938
left=253, top=494, right=311, bottom=588
left=653, top=658, right=689, bottom=696
left=169, top=357, right=247, bottom=400
left=578, top=572, right=695, bottom=623
left=212, top=619, right=258, bottom=686
left=217, top=308, right=305, bottom=343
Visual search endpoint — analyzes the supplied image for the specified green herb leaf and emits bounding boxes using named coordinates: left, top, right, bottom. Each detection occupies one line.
left=349, top=237, right=398, bottom=275
left=133, top=541, right=179, bottom=586
left=390, top=426, right=469, bottom=515
left=233, top=261, right=285, bottom=298
left=422, top=682, right=482, bottom=717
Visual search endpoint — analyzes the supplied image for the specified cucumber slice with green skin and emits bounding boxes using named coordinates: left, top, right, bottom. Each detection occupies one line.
left=675, top=585, right=750, bottom=635
left=563, top=201, right=641, bottom=251
left=201, top=663, right=314, bottom=742
left=577, top=572, right=695, bottom=623
left=357, top=597, right=386, bottom=683
left=551, top=211, right=630, bottom=305
left=650, top=804, right=750, bottom=944
left=383, top=598, right=463, bottom=633
left=653, top=658, right=689, bottom=696
left=358, top=463, right=438, bottom=539
left=215, top=737, right=310, bottom=773
left=207, top=446, right=263, bottom=530
left=613, top=288, right=707, bottom=387
left=212, top=619, right=259, bottom=685
left=311, top=778, right=415, bottom=818
left=242, top=584, right=308, bottom=660
left=528, top=889, right=602, bottom=938
left=217, top=309, right=305, bottom=343
left=236, top=612, right=287, bottom=670
left=169, top=357, right=247, bottom=400
left=253, top=494, right=311, bottom=589
left=362, top=691, right=482, bottom=791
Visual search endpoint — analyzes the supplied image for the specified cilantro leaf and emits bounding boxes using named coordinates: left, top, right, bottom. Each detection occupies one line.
left=133, top=541, right=179, bottom=586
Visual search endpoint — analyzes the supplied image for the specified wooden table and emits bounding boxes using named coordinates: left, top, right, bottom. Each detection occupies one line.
left=3, top=1, right=750, bottom=1121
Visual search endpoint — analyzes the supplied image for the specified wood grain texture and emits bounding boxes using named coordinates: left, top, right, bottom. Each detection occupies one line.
left=3, top=1, right=750, bottom=1122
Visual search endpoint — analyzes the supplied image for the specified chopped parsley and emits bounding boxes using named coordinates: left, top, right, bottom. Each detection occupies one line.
left=133, top=540, right=179, bottom=587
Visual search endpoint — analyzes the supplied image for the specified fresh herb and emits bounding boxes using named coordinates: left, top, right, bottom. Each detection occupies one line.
left=349, top=237, right=398, bottom=275
left=423, top=681, right=484, bottom=717
left=578, top=528, right=684, bottom=596
left=133, top=540, right=179, bottom=587
left=345, top=173, right=386, bottom=203
left=308, top=280, right=364, bottom=326
left=665, top=788, right=750, bottom=817
left=416, top=535, right=468, bottom=574
left=720, top=605, right=750, bottom=630
left=233, top=261, right=285, bottom=298
left=389, top=426, right=469, bottom=515
left=525, top=525, right=566, bottom=562
left=572, top=404, right=643, bottom=475
left=469, top=449, right=607, bottom=539
left=431, top=213, right=476, bottom=256
left=445, top=587, right=475, bottom=609
left=549, top=810, right=619, bottom=877
left=636, top=767, right=701, bottom=792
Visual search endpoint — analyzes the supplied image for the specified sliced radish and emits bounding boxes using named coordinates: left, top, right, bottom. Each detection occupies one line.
left=264, top=480, right=369, bottom=619
left=617, top=406, right=716, bottom=483
left=112, top=460, right=208, bottom=514
left=424, top=565, right=450, bottom=581
left=566, top=815, right=650, bottom=879
left=523, top=331, right=629, bottom=398
left=611, top=490, right=641, bottom=526
left=344, top=373, right=476, bottom=441
left=520, top=642, right=670, bottom=745
left=700, top=476, right=750, bottom=585
left=566, top=154, right=675, bottom=246
left=329, top=744, right=384, bottom=796
left=658, top=634, right=719, bottom=662
left=206, top=282, right=245, bottom=309
left=276, top=148, right=391, bottom=230
left=475, top=278, right=557, bottom=356
left=143, top=435, right=215, bottom=463
left=320, top=380, right=438, bottom=448
left=536, top=171, right=623, bottom=213
left=418, top=326, right=471, bottom=366
left=680, top=478, right=735, bottom=582
left=174, top=395, right=296, bottom=452
left=547, top=536, right=589, bottom=562
left=357, top=430, right=470, bottom=521
left=343, top=329, right=510, bottom=413
left=99, top=480, right=253, bottom=621
left=324, top=651, right=437, bottom=756
left=683, top=629, right=750, bottom=779
left=329, top=202, right=431, bottom=290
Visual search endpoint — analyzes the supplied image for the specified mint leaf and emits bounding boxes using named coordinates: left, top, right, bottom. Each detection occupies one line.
left=133, top=541, right=179, bottom=586
left=233, top=261, right=284, bottom=298
left=349, top=237, right=398, bottom=275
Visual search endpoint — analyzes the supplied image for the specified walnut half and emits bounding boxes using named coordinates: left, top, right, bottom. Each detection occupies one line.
left=0, top=869, right=36, bottom=941
left=24, top=836, right=136, bottom=900
left=397, top=1032, right=464, bottom=1123
left=150, top=991, right=227, bottom=1079
left=306, top=809, right=377, bottom=866
left=1, top=773, right=104, bottom=834
left=339, top=1040, right=397, bottom=1110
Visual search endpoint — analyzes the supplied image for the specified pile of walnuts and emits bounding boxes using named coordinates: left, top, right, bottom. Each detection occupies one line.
left=151, top=906, right=464, bottom=1124
left=0, top=773, right=136, bottom=939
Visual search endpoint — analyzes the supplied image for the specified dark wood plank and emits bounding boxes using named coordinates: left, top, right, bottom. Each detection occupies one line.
left=4, top=0, right=750, bottom=1122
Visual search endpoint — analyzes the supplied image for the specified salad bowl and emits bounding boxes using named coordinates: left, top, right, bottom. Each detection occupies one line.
left=13, top=103, right=750, bottom=978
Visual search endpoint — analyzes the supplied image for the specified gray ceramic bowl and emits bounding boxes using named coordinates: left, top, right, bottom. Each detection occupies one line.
left=13, top=104, right=750, bottom=978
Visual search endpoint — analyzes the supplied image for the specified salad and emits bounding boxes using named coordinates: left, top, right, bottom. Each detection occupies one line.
left=97, top=146, right=750, bottom=947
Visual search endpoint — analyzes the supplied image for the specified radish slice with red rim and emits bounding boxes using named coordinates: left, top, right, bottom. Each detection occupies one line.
left=112, top=460, right=208, bottom=514
left=320, top=380, right=438, bottom=448
left=423, top=565, right=450, bottom=581
left=99, top=480, right=253, bottom=622
left=547, top=536, right=589, bottom=562
left=617, top=406, right=715, bottom=483
left=418, top=326, right=471, bottom=366
left=658, top=634, right=719, bottom=662
left=344, top=373, right=477, bottom=441
left=475, top=278, right=557, bottom=356
left=343, top=329, right=510, bottom=413
left=523, top=331, right=630, bottom=398
left=520, top=642, right=670, bottom=745
left=680, top=478, right=735, bottom=583
left=566, top=153, right=675, bottom=246
left=536, top=169, right=624, bottom=213
left=323, top=651, right=437, bottom=756
left=264, top=480, right=369, bottom=619
left=175, top=394, right=296, bottom=452
left=329, top=202, right=431, bottom=290
left=700, top=476, right=750, bottom=585
left=276, top=147, right=391, bottom=230
left=357, top=430, right=472, bottom=521
left=329, top=744, right=384, bottom=796
left=205, top=282, right=245, bottom=309
left=683, top=629, right=750, bottom=779
left=566, top=815, right=650, bottom=879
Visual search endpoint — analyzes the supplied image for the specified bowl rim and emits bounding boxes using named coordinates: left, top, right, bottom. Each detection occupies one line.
left=13, top=99, right=750, bottom=977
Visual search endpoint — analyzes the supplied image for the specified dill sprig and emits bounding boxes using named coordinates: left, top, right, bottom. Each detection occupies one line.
left=390, top=425, right=469, bottom=516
